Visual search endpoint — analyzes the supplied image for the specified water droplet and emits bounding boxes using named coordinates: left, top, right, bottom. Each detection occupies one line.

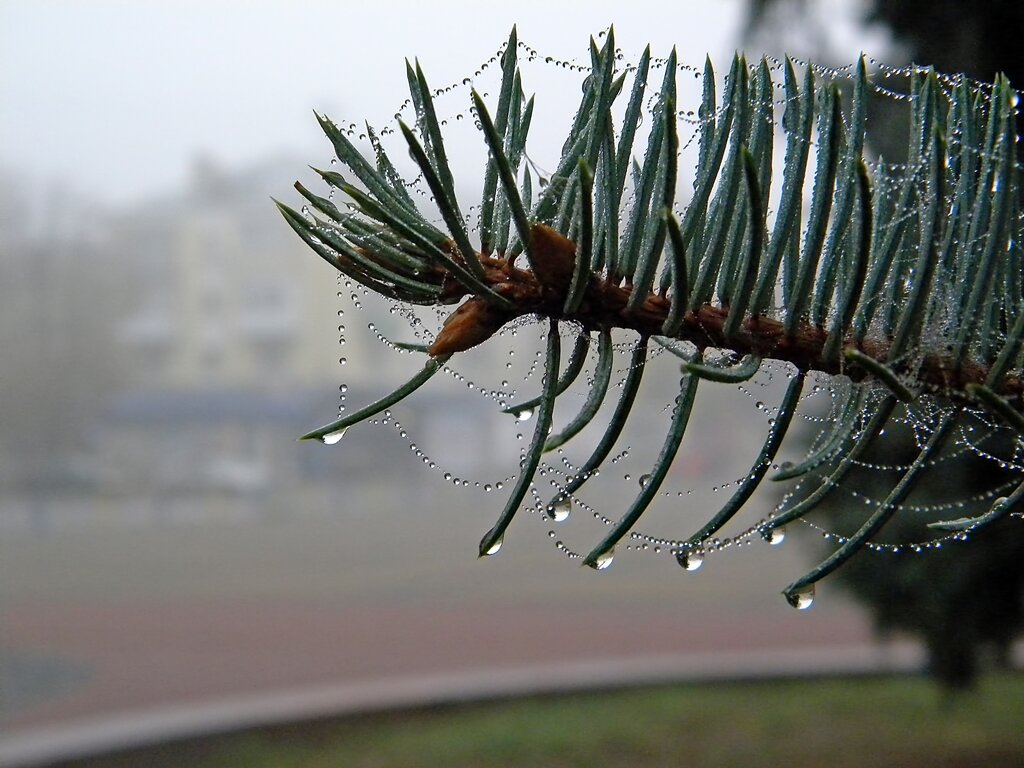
left=516, top=407, right=535, bottom=422
left=321, top=427, right=348, bottom=445
left=676, top=549, right=704, bottom=571
left=785, top=584, right=815, bottom=610
left=483, top=536, right=504, bottom=556
left=590, top=549, right=615, bottom=570
left=763, top=526, right=786, bottom=546
left=638, top=473, right=652, bottom=488
left=545, top=497, right=571, bottom=522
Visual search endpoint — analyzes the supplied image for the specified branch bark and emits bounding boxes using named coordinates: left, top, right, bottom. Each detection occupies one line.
left=426, top=224, right=1021, bottom=405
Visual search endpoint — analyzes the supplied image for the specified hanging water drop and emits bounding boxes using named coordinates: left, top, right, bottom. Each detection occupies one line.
left=590, top=548, right=615, bottom=570
left=483, top=535, right=504, bottom=556
left=767, top=527, right=786, bottom=546
left=516, top=407, right=535, bottom=422
left=321, top=427, right=348, bottom=445
left=545, top=497, right=571, bottom=522
left=676, top=549, right=704, bottom=571
left=785, top=584, right=815, bottom=610
left=639, top=473, right=652, bottom=488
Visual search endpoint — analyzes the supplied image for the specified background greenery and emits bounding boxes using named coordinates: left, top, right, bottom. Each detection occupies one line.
left=58, top=674, right=1024, bottom=768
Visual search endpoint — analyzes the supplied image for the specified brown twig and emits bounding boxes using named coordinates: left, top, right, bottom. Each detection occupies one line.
left=425, top=224, right=1022, bottom=405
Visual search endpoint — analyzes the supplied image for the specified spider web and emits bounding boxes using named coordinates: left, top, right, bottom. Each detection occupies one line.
left=307, top=31, right=1024, bottom=593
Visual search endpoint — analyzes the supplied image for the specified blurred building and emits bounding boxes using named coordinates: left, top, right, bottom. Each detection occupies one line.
left=99, top=155, right=506, bottom=498
left=113, top=155, right=343, bottom=393
left=0, top=155, right=588, bottom=509
left=99, top=155, right=412, bottom=495
left=0, top=171, right=120, bottom=492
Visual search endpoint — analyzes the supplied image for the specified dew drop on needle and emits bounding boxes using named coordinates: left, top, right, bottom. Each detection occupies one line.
left=677, top=549, right=704, bottom=571
left=545, top=497, right=571, bottom=522
left=786, top=584, right=815, bottom=610
left=590, top=549, right=615, bottom=570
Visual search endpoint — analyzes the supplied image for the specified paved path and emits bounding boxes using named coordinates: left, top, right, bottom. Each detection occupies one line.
left=2, top=597, right=873, bottom=727
left=0, top=593, right=911, bottom=768
left=0, top=640, right=927, bottom=768
left=0, top=511, right=980, bottom=768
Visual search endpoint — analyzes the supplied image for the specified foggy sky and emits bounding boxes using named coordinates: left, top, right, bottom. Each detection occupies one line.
left=1, top=1, right=889, bottom=209
left=0, top=1, right=751, bottom=206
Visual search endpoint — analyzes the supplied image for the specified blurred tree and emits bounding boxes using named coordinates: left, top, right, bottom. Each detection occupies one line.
left=0, top=182, right=122, bottom=500
left=747, top=0, right=1024, bottom=690
left=748, top=0, right=1023, bottom=83
left=747, top=0, right=1024, bottom=158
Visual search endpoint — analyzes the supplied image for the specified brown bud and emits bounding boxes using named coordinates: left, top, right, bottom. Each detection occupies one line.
left=428, top=297, right=511, bottom=356
left=528, top=223, right=577, bottom=296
